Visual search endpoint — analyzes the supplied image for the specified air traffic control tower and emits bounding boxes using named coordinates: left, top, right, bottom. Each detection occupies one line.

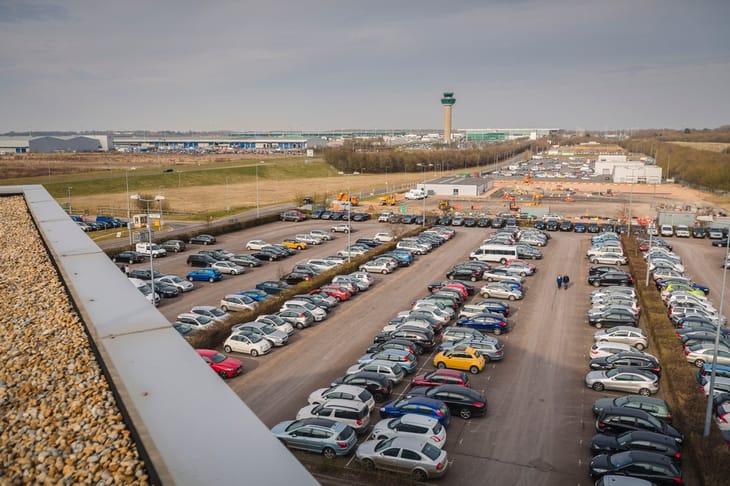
left=441, top=92, right=456, bottom=145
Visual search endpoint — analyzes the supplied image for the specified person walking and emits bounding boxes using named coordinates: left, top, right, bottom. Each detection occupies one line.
left=556, top=274, right=563, bottom=289
left=563, top=274, right=570, bottom=289
left=124, top=264, right=130, bottom=276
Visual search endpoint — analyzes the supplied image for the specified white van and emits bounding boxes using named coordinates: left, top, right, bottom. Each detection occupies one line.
left=404, top=189, right=427, bottom=200
left=660, top=225, right=674, bottom=237
left=136, top=242, right=167, bottom=258
left=470, top=244, right=519, bottom=264
left=675, top=225, right=690, bottom=237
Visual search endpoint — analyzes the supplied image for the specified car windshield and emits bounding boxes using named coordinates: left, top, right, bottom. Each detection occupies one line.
left=196, top=315, right=213, bottom=324
left=210, top=352, right=227, bottom=364
left=375, top=437, right=395, bottom=452
left=244, top=333, right=263, bottom=343
left=208, top=308, right=225, bottom=317
left=608, top=452, right=633, bottom=468
left=260, top=324, right=276, bottom=334
left=421, top=442, right=441, bottom=460
left=170, top=276, right=183, bottom=283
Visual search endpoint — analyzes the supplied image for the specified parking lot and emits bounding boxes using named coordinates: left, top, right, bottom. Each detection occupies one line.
left=139, top=218, right=729, bottom=484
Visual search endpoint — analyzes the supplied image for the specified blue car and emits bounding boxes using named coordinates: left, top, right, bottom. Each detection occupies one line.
left=255, top=280, right=291, bottom=294
left=456, top=313, right=510, bottom=335
left=574, top=222, right=587, bottom=233
left=185, top=268, right=222, bottom=282
left=696, top=363, right=730, bottom=385
left=656, top=278, right=710, bottom=295
left=381, top=250, right=413, bottom=267
left=236, top=289, right=271, bottom=302
left=472, top=299, right=510, bottom=316
left=379, top=396, right=451, bottom=426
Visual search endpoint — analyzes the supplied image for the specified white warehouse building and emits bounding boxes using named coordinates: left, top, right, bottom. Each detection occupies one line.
left=417, top=176, right=492, bottom=197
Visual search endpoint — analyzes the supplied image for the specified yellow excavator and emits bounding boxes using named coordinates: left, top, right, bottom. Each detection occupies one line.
left=379, top=194, right=397, bottom=206
left=336, top=192, right=359, bottom=206
left=438, top=200, right=452, bottom=212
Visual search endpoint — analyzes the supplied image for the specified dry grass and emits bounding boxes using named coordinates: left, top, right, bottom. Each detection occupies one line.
left=668, top=141, right=730, bottom=153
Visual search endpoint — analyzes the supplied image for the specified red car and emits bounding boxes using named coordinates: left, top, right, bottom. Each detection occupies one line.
left=410, top=369, right=470, bottom=388
left=196, top=349, right=243, bottom=379
left=314, top=286, right=350, bottom=301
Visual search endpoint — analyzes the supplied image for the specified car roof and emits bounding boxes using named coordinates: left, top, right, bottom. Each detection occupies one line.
left=294, top=417, right=342, bottom=429
left=397, top=413, right=440, bottom=427
left=318, top=398, right=367, bottom=410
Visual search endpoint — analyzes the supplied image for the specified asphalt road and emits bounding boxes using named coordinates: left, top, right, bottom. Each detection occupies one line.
left=143, top=221, right=726, bottom=485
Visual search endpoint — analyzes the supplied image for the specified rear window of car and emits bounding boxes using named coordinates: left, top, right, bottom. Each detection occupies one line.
left=337, top=426, right=354, bottom=440
left=421, top=442, right=441, bottom=460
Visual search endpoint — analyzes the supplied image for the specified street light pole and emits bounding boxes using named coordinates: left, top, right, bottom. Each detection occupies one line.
left=126, top=170, right=133, bottom=248
left=257, top=161, right=264, bottom=218
left=130, top=194, right=164, bottom=305
left=67, top=187, right=72, bottom=214
left=704, top=235, right=730, bottom=436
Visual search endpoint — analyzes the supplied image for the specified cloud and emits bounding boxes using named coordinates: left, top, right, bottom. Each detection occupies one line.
left=0, top=0, right=66, bottom=23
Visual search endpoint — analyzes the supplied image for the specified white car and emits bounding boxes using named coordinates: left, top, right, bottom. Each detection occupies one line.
left=220, top=294, right=257, bottom=312
left=359, top=258, right=396, bottom=274
left=154, top=275, right=194, bottom=292
left=175, top=313, right=215, bottom=329
left=211, top=261, right=246, bottom=275
left=370, top=414, right=446, bottom=449
left=307, top=259, right=339, bottom=272
left=246, top=239, right=269, bottom=250
left=374, top=232, right=395, bottom=243
left=331, top=223, right=351, bottom=233
left=307, top=384, right=375, bottom=411
left=589, top=341, right=654, bottom=360
left=295, top=399, right=370, bottom=434
left=281, top=300, right=327, bottom=321
left=337, top=246, right=368, bottom=257
left=223, top=331, right=272, bottom=357
left=349, top=271, right=374, bottom=286
left=309, top=229, right=333, bottom=241
left=593, top=326, right=649, bottom=350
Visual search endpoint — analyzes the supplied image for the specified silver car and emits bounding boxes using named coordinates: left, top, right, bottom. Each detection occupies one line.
left=585, top=367, right=659, bottom=396
left=685, top=345, right=730, bottom=368
left=220, top=294, right=257, bottom=312
left=154, top=275, right=194, bottom=292
left=308, top=384, right=375, bottom=411
left=235, top=321, right=289, bottom=346
left=253, top=314, right=295, bottom=335
left=593, top=326, right=649, bottom=350
left=356, top=436, right=449, bottom=481
left=211, top=260, right=246, bottom=275
left=479, top=283, right=523, bottom=301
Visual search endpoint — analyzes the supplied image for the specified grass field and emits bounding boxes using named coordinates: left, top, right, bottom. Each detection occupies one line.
left=668, top=141, right=730, bottom=152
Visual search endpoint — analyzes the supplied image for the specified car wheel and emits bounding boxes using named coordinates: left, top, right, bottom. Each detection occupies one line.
left=322, top=447, right=336, bottom=459
left=695, top=359, right=705, bottom=368
left=361, top=458, right=375, bottom=471
left=482, top=292, right=490, bottom=298
left=436, top=362, right=446, bottom=369
left=592, top=281, right=601, bottom=287
left=250, top=349, right=259, bottom=357
left=494, top=328, right=502, bottom=335
left=508, top=295, right=516, bottom=301
left=221, top=305, right=229, bottom=312
left=500, top=258, right=507, bottom=264
left=373, top=393, right=385, bottom=402
left=382, top=269, right=388, bottom=275
left=638, top=388, right=651, bottom=397
left=635, top=343, right=646, bottom=351
left=594, top=322, right=603, bottom=329
left=187, top=277, right=194, bottom=281
left=412, top=469, right=427, bottom=481
left=208, top=278, right=215, bottom=283
left=296, top=322, right=304, bottom=329
left=483, top=355, right=491, bottom=363
left=218, top=370, right=228, bottom=379
left=460, top=407, right=473, bottom=419
left=469, top=366, right=479, bottom=375
left=471, top=276, right=477, bottom=282
left=520, top=272, right=527, bottom=277
left=592, top=383, right=604, bottom=391
left=223, top=345, right=232, bottom=353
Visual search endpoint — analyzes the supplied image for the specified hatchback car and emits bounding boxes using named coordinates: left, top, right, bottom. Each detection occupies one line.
left=308, top=385, right=375, bottom=412
left=407, top=384, right=487, bottom=419
left=356, top=436, right=449, bottom=481
left=189, top=234, right=216, bottom=245
left=590, top=430, right=682, bottom=463
left=594, top=326, right=648, bottom=350
left=185, top=268, right=223, bottom=282
left=331, top=371, right=393, bottom=403
left=190, top=305, right=230, bottom=323
left=195, top=349, right=242, bottom=378
left=236, top=321, right=289, bottom=347
left=210, top=261, right=246, bottom=275
left=456, top=313, right=510, bottom=335
left=589, top=450, right=683, bottom=484
left=585, top=368, right=659, bottom=396
left=438, top=338, right=504, bottom=362
left=255, top=280, right=291, bottom=294
left=432, top=347, right=486, bottom=374
left=592, top=395, right=672, bottom=423
left=271, top=417, right=357, bottom=459
left=220, top=294, right=257, bottom=312
left=479, top=283, right=523, bottom=300
left=595, top=407, right=683, bottom=443
left=111, top=250, right=146, bottom=264
left=589, top=353, right=661, bottom=376
left=296, top=399, right=370, bottom=435
left=222, top=331, right=272, bottom=357
left=154, top=275, right=195, bottom=292
left=379, top=396, right=451, bottom=427
left=370, top=414, right=446, bottom=448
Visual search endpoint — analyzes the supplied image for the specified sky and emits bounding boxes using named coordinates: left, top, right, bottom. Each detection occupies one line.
left=1, top=0, right=729, bottom=133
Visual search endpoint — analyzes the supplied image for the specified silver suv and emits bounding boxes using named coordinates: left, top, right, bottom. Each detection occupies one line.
left=441, top=327, right=484, bottom=343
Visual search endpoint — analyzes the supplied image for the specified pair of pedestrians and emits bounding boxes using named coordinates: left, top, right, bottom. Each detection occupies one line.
left=556, top=274, right=570, bottom=289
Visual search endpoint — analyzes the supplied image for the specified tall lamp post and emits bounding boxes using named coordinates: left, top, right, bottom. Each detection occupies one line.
left=416, top=163, right=433, bottom=226
left=130, top=194, right=164, bottom=305
left=704, top=235, right=730, bottom=436
left=67, top=187, right=72, bottom=214
left=257, top=161, right=265, bottom=218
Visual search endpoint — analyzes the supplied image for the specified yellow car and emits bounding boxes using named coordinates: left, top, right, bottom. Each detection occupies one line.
left=433, top=347, right=485, bottom=375
left=281, top=239, right=307, bottom=250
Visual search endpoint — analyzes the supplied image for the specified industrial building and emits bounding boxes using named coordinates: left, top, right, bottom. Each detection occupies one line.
left=462, top=128, right=559, bottom=142
left=0, top=135, right=112, bottom=153
left=594, top=156, right=662, bottom=184
left=417, top=175, right=492, bottom=197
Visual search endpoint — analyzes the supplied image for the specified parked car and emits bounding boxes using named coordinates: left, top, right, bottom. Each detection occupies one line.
left=223, top=331, right=272, bottom=357
left=595, top=407, right=683, bottom=443
left=220, top=294, right=257, bottom=312
left=253, top=314, right=296, bottom=335
left=331, top=371, right=393, bottom=403
left=355, top=437, right=449, bottom=481
left=588, top=271, right=634, bottom=287
left=432, top=347, right=486, bottom=374
left=296, top=399, right=370, bottom=434
left=271, top=418, right=357, bottom=459
left=186, top=253, right=218, bottom=267
left=438, top=338, right=504, bottom=362
left=455, top=313, right=510, bottom=335
left=589, top=430, right=682, bottom=464
left=589, top=451, right=683, bottom=484
left=585, top=368, right=660, bottom=396
left=479, top=283, right=523, bottom=300
left=235, top=321, right=289, bottom=347
left=185, top=268, right=223, bottom=282
left=379, top=396, right=451, bottom=427
left=307, top=385, right=375, bottom=411
left=331, top=223, right=351, bottom=233
left=589, top=352, right=662, bottom=375
left=370, top=414, right=446, bottom=448
left=255, top=280, right=291, bottom=294
left=592, top=395, right=672, bottom=423
left=127, top=268, right=164, bottom=280
left=406, top=384, right=487, bottom=419
left=160, top=239, right=186, bottom=253
left=359, top=258, right=397, bottom=274
left=195, top=349, right=242, bottom=378
left=211, top=260, right=246, bottom=275
left=176, top=313, right=215, bottom=330
left=594, top=326, right=648, bottom=350
left=188, top=234, right=216, bottom=245
left=110, top=250, right=146, bottom=264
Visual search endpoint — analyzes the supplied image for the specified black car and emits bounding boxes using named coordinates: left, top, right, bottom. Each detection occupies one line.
left=471, top=299, right=510, bottom=316
left=596, top=407, right=683, bottom=443
left=588, top=311, right=638, bottom=329
left=160, top=239, right=187, bottom=253
left=110, top=250, right=146, bottom=264
left=545, top=220, right=560, bottom=231
left=407, top=384, right=487, bottom=419
left=229, top=254, right=263, bottom=267
left=355, top=238, right=381, bottom=248
left=351, top=212, right=370, bottom=221
left=602, top=223, right=615, bottom=233
left=281, top=271, right=313, bottom=285
left=590, top=430, right=682, bottom=463
left=589, top=450, right=683, bottom=485
left=198, top=249, right=228, bottom=261
left=437, top=215, right=452, bottom=225
left=186, top=254, right=218, bottom=267
left=534, top=220, right=546, bottom=230
left=712, top=238, right=729, bottom=247
left=559, top=221, right=573, bottom=231
left=188, top=234, right=216, bottom=245
left=588, top=271, right=634, bottom=287
left=320, top=210, right=333, bottom=220
left=592, top=395, right=673, bottom=423
left=128, top=268, right=165, bottom=280
left=153, top=282, right=181, bottom=298
left=367, top=338, right=422, bottom=356
left=589, top=352, right=661, bottom=375
left=589, top=265, right=622, bottom=276
left=428, top=280, right=476, bottom=296
left=310, top=209, right=324, bottom=219
left=587, top=222, right=600, bottom=233
left=401, top=214, right=417, bottom=224
left=250, top=250, right=282, bottom=262
left=331, top=371, right=392, bottom=402
left=692, top=227, right=706, bottom=238
left=463, top=217, right=477, bottom=227
left=476, top=217, right=491, bottom=228
left=491, top=217, right=505, bottom=229
left=446, top=267, right=483, bottom=282
left=375, top=329, right=436, bottom=351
